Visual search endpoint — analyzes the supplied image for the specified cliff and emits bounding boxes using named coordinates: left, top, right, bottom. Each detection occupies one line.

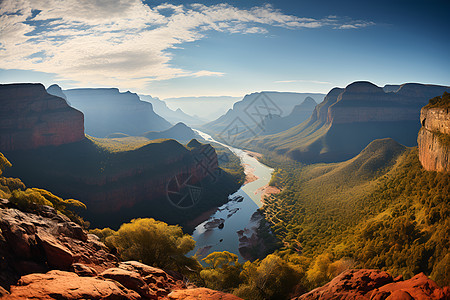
left=63, top=88, right=172, bottom=137
left=0, top=83, right=84, bottom=151
left=250, top=81, right=450, bottom=163
left=0, top=199, right=240, bottom=299
left=418, top=92, right=450, bottom=173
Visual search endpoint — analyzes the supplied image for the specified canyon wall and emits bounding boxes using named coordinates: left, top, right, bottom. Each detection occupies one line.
left=0, top=84, right=84, bottom=151
left=418, top=104, right=450, bottom=173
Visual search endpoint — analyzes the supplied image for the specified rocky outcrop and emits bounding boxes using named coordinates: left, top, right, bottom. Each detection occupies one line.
left=0, top=83, right=84, bottom=151
left=0, top=199, right=241, bottom=299
left=294, top=269, right=450, bottom=300
left=63, top=88, right=172, bottom=137
left=418, top=98, right=450, bottom=172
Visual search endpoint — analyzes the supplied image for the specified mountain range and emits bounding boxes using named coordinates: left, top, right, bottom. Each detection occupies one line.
left=246, top=82, right=450, bottom=163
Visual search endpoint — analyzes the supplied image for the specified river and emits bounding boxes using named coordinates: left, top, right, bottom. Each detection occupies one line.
left=189, top=130, right=274, bottom=262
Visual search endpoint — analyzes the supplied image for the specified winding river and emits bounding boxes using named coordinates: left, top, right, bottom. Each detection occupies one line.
left=188, top=130, right=274, bottom=262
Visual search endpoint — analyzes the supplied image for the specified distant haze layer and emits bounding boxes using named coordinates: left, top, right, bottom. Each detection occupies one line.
left=163, top=96, right=240, bottom=121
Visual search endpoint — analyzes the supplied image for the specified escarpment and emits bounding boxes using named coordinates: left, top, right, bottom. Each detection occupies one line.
left=0, top=83, right=84, bottom=151
left=418, top=92, right=450, bottom=173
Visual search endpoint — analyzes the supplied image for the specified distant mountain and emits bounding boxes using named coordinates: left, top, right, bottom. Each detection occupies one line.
left=257, top=96, right=317, bottom=135
left=63, top=88, right=172, bottom=137
left=163, top=96, right=241, bottom=121
left=139, top=94, right=204, bottom=126
left=250, top=81, right=450, bottom=163
left=201, top=92, right=325, bottom=143
left=46, top=84, right=69, bottom=104
left=142, top=122, right=199, bottom=142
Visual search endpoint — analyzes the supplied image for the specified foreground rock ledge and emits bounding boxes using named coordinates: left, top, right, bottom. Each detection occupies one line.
left=293, top=269, right=450, bottom=300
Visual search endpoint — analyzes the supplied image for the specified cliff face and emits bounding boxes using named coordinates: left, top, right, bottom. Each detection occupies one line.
left=0, top=84, right=84, bottom=151
left=418, top=104, right=450, bottom=173
left=63, top=88, right=172, bottom=137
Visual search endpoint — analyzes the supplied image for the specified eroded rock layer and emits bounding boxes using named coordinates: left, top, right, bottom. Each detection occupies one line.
left=418, top=106, right=450, bottom=173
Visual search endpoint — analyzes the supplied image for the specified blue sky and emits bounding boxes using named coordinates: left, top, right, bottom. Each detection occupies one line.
left=0, top=0, right=448, bottom=98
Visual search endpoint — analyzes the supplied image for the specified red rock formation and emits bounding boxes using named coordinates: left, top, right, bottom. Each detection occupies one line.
left=293, top=269, right=449, bottom=300
left=418, top=105, right=450, bottom=173
left=0, top=83, right=84, bottom=151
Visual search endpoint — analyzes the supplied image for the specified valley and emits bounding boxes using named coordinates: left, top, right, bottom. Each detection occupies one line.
left=1, top=1, right=449, bottom=297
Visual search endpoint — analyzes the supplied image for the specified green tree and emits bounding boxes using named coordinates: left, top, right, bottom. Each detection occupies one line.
left=200, top=251, right=242, bottom=291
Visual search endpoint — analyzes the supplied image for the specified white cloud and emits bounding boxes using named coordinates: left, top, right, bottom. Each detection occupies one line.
left=0, top=1, right=374, bottom=90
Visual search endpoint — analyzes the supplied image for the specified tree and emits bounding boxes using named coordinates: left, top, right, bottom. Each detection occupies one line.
left=0, top=153, right=12, bottom=176
left=105, top=218, right=200, bottom=274
left=200, top=251, right=242, bottom=291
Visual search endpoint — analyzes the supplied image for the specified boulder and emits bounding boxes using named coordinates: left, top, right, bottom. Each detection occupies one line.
left=168, top=287, right=242, bottom=300
left=6, top=270, right=140, bottom=299
left=101, top=268, right=151, bottom=298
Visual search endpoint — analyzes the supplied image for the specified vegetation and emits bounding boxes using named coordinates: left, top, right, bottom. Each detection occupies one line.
left=0, top=152, right=87, bottom=225
left=425, top=92, right=450, bottom=108
left=260, top=141, right=450, bottom=287
left=90, top=218, right=201, bottom=275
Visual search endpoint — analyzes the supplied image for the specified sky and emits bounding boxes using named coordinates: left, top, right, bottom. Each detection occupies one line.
left=0, top=0, right=449, bottom=99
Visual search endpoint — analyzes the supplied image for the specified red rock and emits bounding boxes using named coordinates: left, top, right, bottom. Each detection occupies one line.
left=295, top=269, right=393, bottom=300
left=371, top=273, right=449, bottom=300
left=418, top=106, right=450, bottom=173
left=295, top=270, right=450, bottom=300
left=71, top=263, right=97, bottom=277
left=167, top=287, right=242, bottom=300
left=36, top=230, right=74, bottom=269
left=0, top=83, right=84, bottom=151
left=100, top=268, right=151, bottom=298
left=5, top=270, right=140, bottom=299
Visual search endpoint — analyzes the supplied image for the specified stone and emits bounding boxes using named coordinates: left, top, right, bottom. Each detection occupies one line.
left=167, top=287, right=243, bottom=300
left=101, top=268, right=151, bottom=298
left=71, top=263, right=97, bottom=277
left=36, top=230, right=74, bottom=269
left=6, top=270, right=140, bottom=299
left=294, top=269, right=450, bottom=300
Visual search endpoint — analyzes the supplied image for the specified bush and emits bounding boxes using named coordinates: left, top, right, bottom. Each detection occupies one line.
left=200, top=251, right=242, bottom=292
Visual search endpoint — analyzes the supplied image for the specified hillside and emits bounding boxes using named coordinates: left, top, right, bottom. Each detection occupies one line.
left=201, top=92, right=324, bottom=141
left=262, top=139, right=449, bottom=286
left=249, top=82, right=450, bottom=163
left=142, top=122, right=200, bottom=143
left=63, top=88, right=172, bottom=137
left=4, top=136, right=242, bottom=230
